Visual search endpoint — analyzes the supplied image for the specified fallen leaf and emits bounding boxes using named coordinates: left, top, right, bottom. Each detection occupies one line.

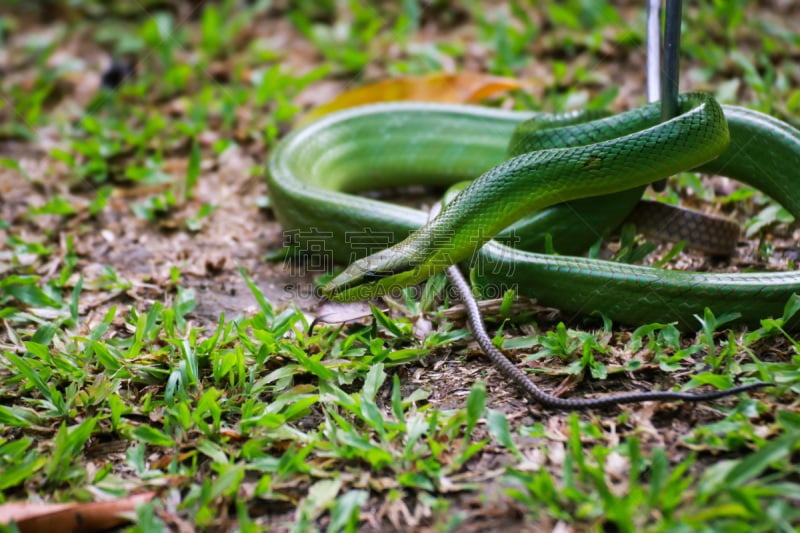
left=314, top=301, right=375, bottom=325
left=412, top=316, right=433, bottom=339
left=0, top=492, right=156, bottom=533
left=151, top=451, right=196, bottom=470
left=301, top=72, right=529, bottom=124
left=219, top=427, right=244, bottom=440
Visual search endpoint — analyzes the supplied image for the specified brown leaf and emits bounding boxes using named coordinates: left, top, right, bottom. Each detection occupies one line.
left=0, top=492, right=156, bottom=533
left=219, top=427, right=244, bottom=440
left=301, top=72, right=528, bottom=124
left=315, top=301, right=375, bottom=324
left=151, top=451, right=196, bottom=470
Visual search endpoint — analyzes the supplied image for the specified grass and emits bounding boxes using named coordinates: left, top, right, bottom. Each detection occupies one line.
left=1, top=0, right=799, bottom=531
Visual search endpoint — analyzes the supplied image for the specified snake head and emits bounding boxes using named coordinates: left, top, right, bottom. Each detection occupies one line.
left=323, top=247, right=439, bottom=301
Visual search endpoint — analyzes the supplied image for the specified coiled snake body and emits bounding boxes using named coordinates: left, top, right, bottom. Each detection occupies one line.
left=269, top=94, right=800, bottom=331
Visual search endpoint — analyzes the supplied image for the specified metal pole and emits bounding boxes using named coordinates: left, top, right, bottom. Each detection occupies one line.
left=646, top=0, right=661, bottom=103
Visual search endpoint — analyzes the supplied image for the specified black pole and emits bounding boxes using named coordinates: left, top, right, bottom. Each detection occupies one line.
left=661, top=0, right=682, bottom=121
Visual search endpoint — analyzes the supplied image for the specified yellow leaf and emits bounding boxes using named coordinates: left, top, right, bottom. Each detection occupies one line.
left=302, top=73, right=528, bottom=124
left=0, top=492, right=157, bottom=533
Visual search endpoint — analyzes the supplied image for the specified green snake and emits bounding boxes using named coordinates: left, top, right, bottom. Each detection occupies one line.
left=268, top=93, right=800, bottom=331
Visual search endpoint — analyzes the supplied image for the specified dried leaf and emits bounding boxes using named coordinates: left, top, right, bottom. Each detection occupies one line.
left=0, top=492, right=156, bottom=533
left=302, top=73, right=527, bottom=124
left=314, top=301, right=376, bottom=324
left=152, top=451, right=196, bottom=470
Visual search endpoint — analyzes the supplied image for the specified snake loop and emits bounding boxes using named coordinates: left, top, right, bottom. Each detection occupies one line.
left=268, top=93, right=800, bottom=330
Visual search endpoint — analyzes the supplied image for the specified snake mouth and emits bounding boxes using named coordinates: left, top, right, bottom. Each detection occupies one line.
left=324, top=260, right=430, bottom=301
left=323, top=243, right=429, bottom=300
left=323, top=267, right=396, bottom=300
left=362, top=270, right=397, bottom=282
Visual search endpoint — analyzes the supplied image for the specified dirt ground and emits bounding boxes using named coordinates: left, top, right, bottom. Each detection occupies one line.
left=1, top=1, right=799, bottom=531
